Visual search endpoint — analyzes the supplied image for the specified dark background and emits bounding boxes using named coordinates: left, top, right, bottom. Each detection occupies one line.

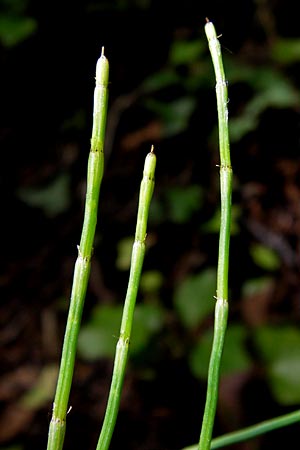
left=1, top=1, right=300, bottom=449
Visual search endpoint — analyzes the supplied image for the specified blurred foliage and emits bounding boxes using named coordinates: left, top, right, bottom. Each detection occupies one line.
left=77, top=26, right=300, bottom=412
left=189, top=324, right=252, bottom=379
left=150, top=184, right=203, bottom=224
left=140, top=37, right=210, bottom=137
left=164, top=185, right=203, bottom=224
left=254, top=326, right=300, bottom=405
left=271, top=38, right=300, bottom=64
left=2, top=1, right=300, bottom=445
left=139, top=270, right=164, bottom=296
left=174, top=268, right=216, bottom=329
left=20, top=365, right=58, bottom=409
left=201, top=204, right=241, bottom=234
left=241, top=276, right=274, bottom=297
left=250, top=243, right=281, bottom=271
left=227, top=63, right=300, bottom=142
left=0, top=0, right=37, bottom=47
left=169, top=39, right=206, bottom=66
left=140, top=34, right=300, bottom=144
left=17, top=173, right=71, bottom=217
left=145, top=96, right=197, bottom=137
left=78, top=303, right=165, bottom=360
left=116, top=236, right=134, bottom=271
left=0, top=15, right=37, bottom=47
left=78, top=304, right=123, bottom=360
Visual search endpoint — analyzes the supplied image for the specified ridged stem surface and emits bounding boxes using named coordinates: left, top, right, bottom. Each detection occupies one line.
left=96, top=148, right=156, bottom=450
left=46, top=49, right=109, bottom=450
left=198, top=21, right=232, bottom=450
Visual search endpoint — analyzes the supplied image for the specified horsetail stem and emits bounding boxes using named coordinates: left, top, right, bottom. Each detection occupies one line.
left=96, top=147, right=156, bottom=450
left=46, top=50, right=109, bottom=450
left=198, top=20, right=232, bottom=450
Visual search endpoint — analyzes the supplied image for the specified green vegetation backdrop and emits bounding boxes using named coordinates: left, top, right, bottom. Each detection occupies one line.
left=1, top=1, right=300, bottom=449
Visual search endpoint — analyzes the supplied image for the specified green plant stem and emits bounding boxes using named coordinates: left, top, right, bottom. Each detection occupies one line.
left=96, top=147, right=156, bottom=450
left=183, top=409, right=300, bottom=450
left=46, top=48, right=109, bottom=450
left=198, top=20, right=232, bottom=450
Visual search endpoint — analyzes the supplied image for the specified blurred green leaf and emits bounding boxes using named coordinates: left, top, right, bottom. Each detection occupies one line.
left=250, top=244, right=281, bottom=271
left=78, top=326, right=117, bottom=360
left=148, top=196, right=165, bottom=225
left=242, top=276, right=274, bottom=298
left=78, top=303, right=165, bottom=360
left=254, top=326, right=300, bottom=405
left=0, top=14, right=37, bottom=47
left=174, top=268, right=216, bottom=329
left=78, top=305, right=122, bottom=360
left=229, top=67, right=299, bottom=142
left=61, top=109, right=87, bottom=132
left=165, top=185, right=203, bottom=224
left=224, top=59, right=300, bottom=141
left=140, top=270, right=163, bottom=295
left=149, top=185, right=203, bottom=225
left=116, top=236, right=134, bottom=271
left=202, top=204, right=240, bottom=234
left=169, top=39, right=205, bottom=66
left=130, top=303, right=165, bottom=354
left=17, top=173, right=71, bottom=217
left=141, top=69, right=180, bottom=93
left=189, top=329, right=212, bottom=379
left=272, top=38, right=300, bottom=65
left=226, top=59, right=299, bottom=93
left=20, top=364, right=58, bottom=409
left=189, top=325, right=252, bottom=379
left=145, top=97, right=196, bottom=137
left=219, top=325, right=252, bottom=375
left=229, top=115, right=259, bottom=142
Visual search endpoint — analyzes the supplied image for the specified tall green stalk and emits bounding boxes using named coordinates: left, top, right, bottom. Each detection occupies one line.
left=198, top=20, right=232, bottom=450
left=46, top=48, right=109, bottom=450
left=96, top=147, right=156, bottom=450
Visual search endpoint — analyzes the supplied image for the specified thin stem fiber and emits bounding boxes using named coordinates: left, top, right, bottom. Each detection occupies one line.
left=183, top=409, right=300, bottom=450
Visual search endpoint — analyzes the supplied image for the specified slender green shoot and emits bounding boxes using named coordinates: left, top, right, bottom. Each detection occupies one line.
left=183, top=409, right=300, bottom=450
left=198, top=20, right=232, bottom=450
left=96, top=147, right=156, bottom=450
left=46, top=48, right=109, bottom=450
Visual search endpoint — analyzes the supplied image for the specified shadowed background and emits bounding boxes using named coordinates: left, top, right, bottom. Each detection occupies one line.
left=1, top=1, right=300, bottom=449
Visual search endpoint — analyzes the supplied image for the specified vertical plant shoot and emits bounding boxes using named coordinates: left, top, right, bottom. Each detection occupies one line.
left=96, top=147, right=156, bottom=450
left=198, top=20, right=232, bottom=450
left=46, top=49, right=109, bottom=450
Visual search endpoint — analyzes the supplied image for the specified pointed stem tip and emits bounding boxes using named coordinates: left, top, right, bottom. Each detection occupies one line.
left=101, top=46, right=105, bottom=57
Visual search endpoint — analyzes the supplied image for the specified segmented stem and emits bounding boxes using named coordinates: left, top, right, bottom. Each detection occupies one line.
left=198, top=21, right=232, bottom=450
left=46, top=50, right=109, bottom=450
left=96, top=148, right=156, bottom=450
